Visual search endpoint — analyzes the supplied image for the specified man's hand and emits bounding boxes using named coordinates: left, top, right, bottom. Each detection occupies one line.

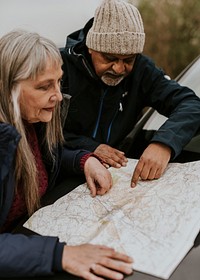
left=84, top=156, right=113, bottom=197
left=131, top=143, right=171, bottom=187
left=94, top=144, right=128, bottom=168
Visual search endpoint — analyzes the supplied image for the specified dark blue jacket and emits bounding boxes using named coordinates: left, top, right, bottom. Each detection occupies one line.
left=61, top=18, right=200, bottom=159
left=0, top=122, right=87, bottom=277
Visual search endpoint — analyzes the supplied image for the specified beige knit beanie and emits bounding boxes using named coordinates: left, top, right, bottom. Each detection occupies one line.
left=86, top=0, right=145, bottom=55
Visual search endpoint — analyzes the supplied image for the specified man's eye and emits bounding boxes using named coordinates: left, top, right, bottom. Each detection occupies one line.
left=105, top=57, right=115, bottom=62
left=102, top=54, right=115, bottom=62
left=125, top=59, right=135, bottom=64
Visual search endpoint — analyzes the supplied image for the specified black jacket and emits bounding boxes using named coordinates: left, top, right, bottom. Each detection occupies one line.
left=61, top=18, right=200, bottom=159
left=0, top=122, right=88, bottom=277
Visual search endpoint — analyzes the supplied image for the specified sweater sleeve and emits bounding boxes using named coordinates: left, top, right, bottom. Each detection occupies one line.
left=61, top=147, right=104, bottom=174
left=80, top=152, right=104, bottom=172
left=61, top=147, right=91, bottom=174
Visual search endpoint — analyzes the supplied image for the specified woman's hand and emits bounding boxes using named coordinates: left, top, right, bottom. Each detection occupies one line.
left=62, top=244, right=133, bottom=280
left=84, top=156, right=113, bottom=197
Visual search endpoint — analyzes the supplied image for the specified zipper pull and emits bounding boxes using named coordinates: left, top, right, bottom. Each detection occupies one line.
left=119, top=102, right=123, bottom=112
left=122, top=91, right=128, bottom=98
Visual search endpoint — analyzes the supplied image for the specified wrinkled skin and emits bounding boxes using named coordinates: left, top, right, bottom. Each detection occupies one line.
left=94, top=144, right=128, bottom=169
left=131, top=143, right=171, bottom=187
left=94, top=142, right=171, bottom=187
left=84, top=156, right=113, bottom=197
left=62, top=244, right=133, bottom=280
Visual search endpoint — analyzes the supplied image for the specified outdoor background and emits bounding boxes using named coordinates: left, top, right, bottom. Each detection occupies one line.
left=131, top=0, right=200, bottom=78
left=0, top=0, right=101, bottom=46
left=1, top=0, right=199, bottom=78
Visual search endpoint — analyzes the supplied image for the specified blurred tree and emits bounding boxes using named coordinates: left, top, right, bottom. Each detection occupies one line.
left=129, top=0, right=200, bottom=78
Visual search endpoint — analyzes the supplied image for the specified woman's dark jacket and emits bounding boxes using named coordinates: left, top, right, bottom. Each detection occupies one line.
left=60, top=18, right=200, bottom=159
left=0, top=122, right=87, bottom=277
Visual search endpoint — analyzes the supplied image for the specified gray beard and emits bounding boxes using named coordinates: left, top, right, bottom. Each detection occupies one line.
left=101, top=74, right=125, bottom=86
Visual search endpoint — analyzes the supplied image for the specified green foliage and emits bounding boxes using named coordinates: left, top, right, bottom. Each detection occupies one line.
left=129, top=0, right=200, bottom=78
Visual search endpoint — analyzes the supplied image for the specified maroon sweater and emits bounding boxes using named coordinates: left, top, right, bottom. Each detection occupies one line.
left=2, top=124, right=48, bottom=232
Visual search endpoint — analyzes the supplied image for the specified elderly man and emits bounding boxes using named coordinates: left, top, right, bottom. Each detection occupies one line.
left=60, top=0, right=200, bottom=187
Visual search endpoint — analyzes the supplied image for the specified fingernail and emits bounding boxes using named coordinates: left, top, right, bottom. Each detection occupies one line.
left=126, top=267, right=133, bottom=274
left=131, top=182, right=135, bottom=188
left=116, top=273, right=123, bottom=280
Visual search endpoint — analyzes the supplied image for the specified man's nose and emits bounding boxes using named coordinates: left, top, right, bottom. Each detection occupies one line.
left=112, top=60, right=125, bottom=74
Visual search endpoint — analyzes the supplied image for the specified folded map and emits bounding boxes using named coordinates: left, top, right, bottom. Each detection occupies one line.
left=24, top=159, right=200, bottom=279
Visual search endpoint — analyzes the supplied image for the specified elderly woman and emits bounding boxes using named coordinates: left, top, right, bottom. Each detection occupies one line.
left=0, top=30, right=133, bottom=279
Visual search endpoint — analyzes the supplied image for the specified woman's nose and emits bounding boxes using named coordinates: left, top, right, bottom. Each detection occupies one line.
left=56, top=89, right=63, bottom=102
left=50, top=87, right=63, bottom=102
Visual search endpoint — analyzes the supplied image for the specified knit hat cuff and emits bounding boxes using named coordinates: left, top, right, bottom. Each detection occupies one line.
left=86, top=31, right=145, bottom=54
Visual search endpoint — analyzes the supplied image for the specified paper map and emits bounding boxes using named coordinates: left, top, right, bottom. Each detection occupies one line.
left=24, top=159, right=200, bottom=279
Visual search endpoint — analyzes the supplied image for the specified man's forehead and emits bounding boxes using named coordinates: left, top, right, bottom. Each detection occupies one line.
left=102, top=52, right=136, bottom=59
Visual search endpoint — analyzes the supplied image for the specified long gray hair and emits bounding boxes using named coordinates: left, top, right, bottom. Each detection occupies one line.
left=0, top=30, right=64, bottom=214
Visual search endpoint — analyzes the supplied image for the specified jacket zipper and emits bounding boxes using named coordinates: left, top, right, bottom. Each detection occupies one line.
left=106, top=101, right=123, bottom=143
left=92, top=89, right=123, bottom=143
left=92, top=89, right=108, bottom=138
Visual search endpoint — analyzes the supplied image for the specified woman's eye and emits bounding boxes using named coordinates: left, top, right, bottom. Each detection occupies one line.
left=38, top=84, right=50, bottom=91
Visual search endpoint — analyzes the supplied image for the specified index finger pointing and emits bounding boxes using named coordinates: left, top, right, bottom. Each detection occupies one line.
left=131, top=160, right=144, bottom=188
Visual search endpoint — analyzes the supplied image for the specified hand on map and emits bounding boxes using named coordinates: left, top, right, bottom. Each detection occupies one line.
left=62, top=244, right=133, bottom=280
left=94, top=144, right=128, bottom=168
left=84, top=156, right=113, bottom=197
left=131, top=142, right=171, bottom=187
